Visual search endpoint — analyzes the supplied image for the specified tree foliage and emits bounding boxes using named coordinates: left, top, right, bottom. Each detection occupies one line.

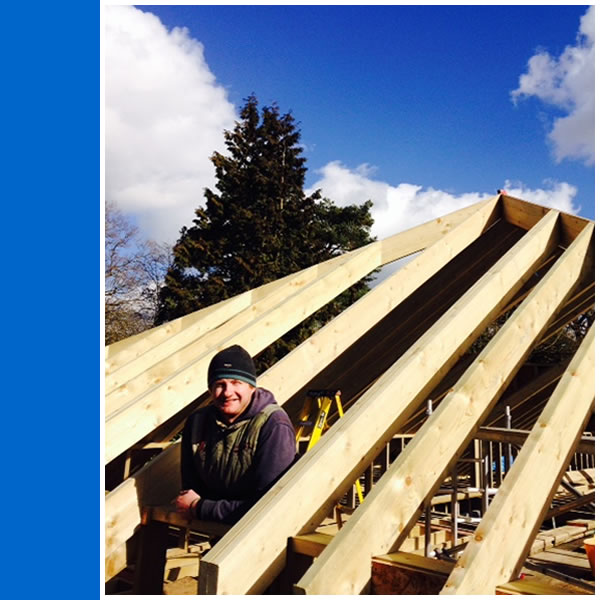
left=157, top=95, right=375, bottom=370
left=105, top=202, right=172, bottom=344
left=467, top=303, right=594, bottom=365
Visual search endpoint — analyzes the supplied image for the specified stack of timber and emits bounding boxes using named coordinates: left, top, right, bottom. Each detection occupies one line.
left=104, top=193, right=595, bottom=594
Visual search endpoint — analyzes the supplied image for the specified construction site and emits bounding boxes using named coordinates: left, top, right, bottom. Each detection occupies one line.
left=104, top=192, right=595, bottom=595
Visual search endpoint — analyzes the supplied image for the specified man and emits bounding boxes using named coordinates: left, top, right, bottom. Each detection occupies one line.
left=175, top=345, right=297, bottom=524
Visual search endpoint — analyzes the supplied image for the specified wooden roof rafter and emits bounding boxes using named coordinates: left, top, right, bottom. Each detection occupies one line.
left=103, top=194, right=594, bottom=592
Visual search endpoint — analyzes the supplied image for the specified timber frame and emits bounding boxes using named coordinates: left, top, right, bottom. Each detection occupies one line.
left=104, top=193, right=595, bottom=595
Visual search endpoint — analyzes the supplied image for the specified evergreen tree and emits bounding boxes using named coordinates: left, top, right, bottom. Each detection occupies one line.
left=157, top=95, right=374, bottom=370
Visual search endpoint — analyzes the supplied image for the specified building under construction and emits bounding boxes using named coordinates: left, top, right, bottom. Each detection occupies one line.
left=104, top=193, right=595, bottom=595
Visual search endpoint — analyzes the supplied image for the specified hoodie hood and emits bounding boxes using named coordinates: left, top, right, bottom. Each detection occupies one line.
left=240, top=387, right=278, bottom=420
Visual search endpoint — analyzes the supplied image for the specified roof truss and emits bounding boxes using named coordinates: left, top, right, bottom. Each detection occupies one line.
left=104, top=194, right=594, bottom=592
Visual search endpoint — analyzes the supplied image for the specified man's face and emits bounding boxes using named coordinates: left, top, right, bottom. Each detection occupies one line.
left=210, top=378, right=255, bottom=423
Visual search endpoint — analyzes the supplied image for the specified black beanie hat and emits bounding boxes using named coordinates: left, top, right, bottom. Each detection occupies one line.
left=207, top=345, right=257, bottom=388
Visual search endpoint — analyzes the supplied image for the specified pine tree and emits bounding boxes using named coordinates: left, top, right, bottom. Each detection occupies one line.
left=157, top=95, right=374, bottom=370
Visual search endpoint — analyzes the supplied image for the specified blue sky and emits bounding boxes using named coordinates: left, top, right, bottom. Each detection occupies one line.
left=105, top=4, right=595, bottom=245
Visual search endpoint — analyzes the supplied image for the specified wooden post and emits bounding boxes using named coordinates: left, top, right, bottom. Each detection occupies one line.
left=293, top=216, right=590, bottom=595
left=442, top=321, right=595, bottom=594
left=197, top=210, right=562, bottom=595
left=132, top=520, right=170, bottom=594
left=451, top=466, right=458, bottom=547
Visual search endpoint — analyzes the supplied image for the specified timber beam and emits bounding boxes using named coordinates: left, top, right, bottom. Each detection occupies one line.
left=441, top=320, right=595, bottom=594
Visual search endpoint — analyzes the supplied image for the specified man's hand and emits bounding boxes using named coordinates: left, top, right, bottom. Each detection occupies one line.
left=174, top=489, right=201, bottom=521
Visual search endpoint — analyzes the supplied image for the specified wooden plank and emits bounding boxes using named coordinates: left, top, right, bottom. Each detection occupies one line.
left=105, top=442, right=180, bottom=581
left=441, top=319, right=595, bottom=594
left=105, top=199, right=488, bottom=366
left=371, top=552, right=452, bottom=595
left=295, top=214, right=587, bottom=595
left=289, top=533, right=334, bottom=558
left=105, top=248, right=361, bottom=392
left=145, top=504, right=231, bottom=537
left=373, top=551, right=454, bottom=575
left=496, top=578, right=593, bottom=595
left=197, top=210, right=561, bottom=595
left=260, top=196, right=500, bottom=408
left=105, top=241, right=382, bottom=464
left=559, top=211, right=593, bottom=247
left=477, top=427, right=595, bottom=455
left=533, top=546, right=593, bottom=570
left=566, top=519, right=595, bottom=530
left=546, top=492, right=595, bottom=519
left=532, top=526, right=589, bottom=554
left=502, top=194, right=551, bottom=231
left=562, top=468, right=595, bottom=487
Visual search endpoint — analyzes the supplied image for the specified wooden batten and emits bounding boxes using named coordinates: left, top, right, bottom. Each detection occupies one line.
left=196, top=210, right=561, bottom=595
left=294, top=217, right=591, bottom=595
left=441, top=320, right=595, bottom=595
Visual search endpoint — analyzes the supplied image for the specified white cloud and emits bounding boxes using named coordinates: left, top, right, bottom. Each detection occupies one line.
left=104, top=6, right=584, bottom=250
left=104, top=5, right=237, bottom=244
left=308, top=162, right=580, bottom=241
left=511, top=6, right=594, bottom=165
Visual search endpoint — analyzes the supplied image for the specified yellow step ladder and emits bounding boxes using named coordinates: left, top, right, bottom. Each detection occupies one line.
left=296, top=389, right=364, bottom=508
